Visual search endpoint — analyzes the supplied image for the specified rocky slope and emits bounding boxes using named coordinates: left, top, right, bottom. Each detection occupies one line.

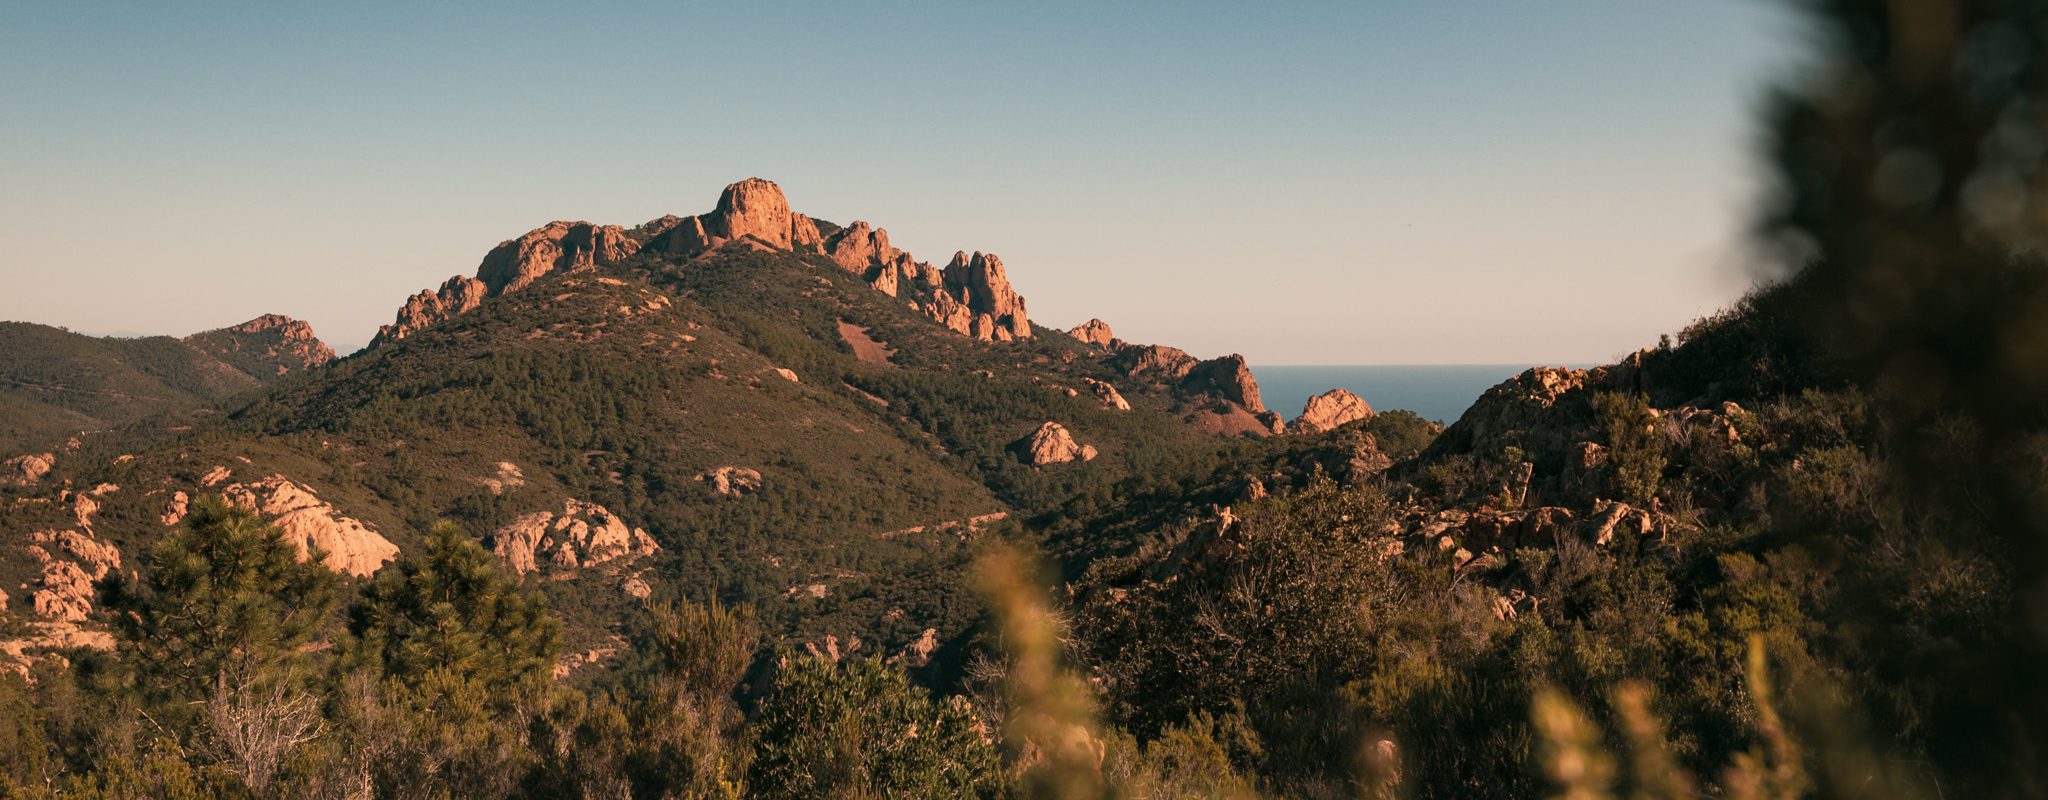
left=183, top=313, right=338, bottom=375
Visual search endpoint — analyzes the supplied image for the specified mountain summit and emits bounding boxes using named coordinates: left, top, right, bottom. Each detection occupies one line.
left=372, top=178, right=1031, bottom=348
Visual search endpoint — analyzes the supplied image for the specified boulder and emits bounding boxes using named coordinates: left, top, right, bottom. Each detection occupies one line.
left=1589, top=499, right=1655, bottom=546
left=1014, top=422, right=1098, bottom=465
left=160, top=490, right=190, bottom=525
left=480, top=462, right=525, bottom=495
left=1292, top=388, right=1376, bottom=433
left=1083, top=378, right=1131, bottom=411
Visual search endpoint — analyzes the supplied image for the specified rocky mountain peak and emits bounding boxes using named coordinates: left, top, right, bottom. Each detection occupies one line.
left=477, top=220, right=641, bottom=295
left=932, top=252, right=1030, bottom=342
left=371, top=178, right=1036, bottom=348
left=373, top=220, right=641, bottom=348
left=183, top=313, right=337, bottom=375
left=707, top=177, right=822, bottom=250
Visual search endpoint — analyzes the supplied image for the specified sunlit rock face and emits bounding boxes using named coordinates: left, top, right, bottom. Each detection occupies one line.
left=373, top=220, right=639, bottom=347
left=372, top=178, right=1039, bottom=348
left=1292, top=388, right=1376, bottom=433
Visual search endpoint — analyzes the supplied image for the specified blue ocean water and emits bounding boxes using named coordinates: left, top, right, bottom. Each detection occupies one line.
left=1254, top=365, right=1567, bottom=425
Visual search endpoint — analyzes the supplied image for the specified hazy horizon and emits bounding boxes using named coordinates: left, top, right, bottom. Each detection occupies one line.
left=1, top=2, right=1803, bottom=364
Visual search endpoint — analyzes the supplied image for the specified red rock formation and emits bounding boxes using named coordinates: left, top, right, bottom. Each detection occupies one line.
left=373, top=178, right=1037, bottom=347
left=1067, top=319, right=1115, bottom=348
left=1292, top=388, right=1376, bottom=433
left=707, top=178, right=822, bottom=250
left=477, top=220, right=640, bottom=294
left=372, top=221, right=638, bottom=348
left=698, top=466, right=764, bottom=497
left=1083, top=377, right=1131, bottom=411
left=489, top=498, right=659, bottom=577
left=1108, top=342, right=1198, bottom=380
left=926, top=252, right=1030, bottom=341
left=1015, top=422, right=1097, bottom=465
left=222, top=475, right=399, bottom=577
left=3, top=453, right=55, bottom=487
left=1183, top=355, right=1267, bottom=414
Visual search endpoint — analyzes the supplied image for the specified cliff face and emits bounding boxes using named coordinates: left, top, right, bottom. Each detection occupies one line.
left=929, top=252, right=1031, bottom=342
left=477, top=221, right=641, bottom=295
left=372, top=178, right=1036, bottom=347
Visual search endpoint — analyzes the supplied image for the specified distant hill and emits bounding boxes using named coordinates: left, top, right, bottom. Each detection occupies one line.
left=0, top=314, right=333, bottom=453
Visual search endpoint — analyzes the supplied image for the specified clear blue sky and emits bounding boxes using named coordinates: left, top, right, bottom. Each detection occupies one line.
left=0, top=2, right=1802, bottom=362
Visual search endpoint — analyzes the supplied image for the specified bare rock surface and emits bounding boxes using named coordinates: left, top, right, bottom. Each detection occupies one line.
left=222, top=475, right=399, bottom=577
left=1084, top=378, right=1131, bottom=411
left=21, top=527, right=119, bottom=623
left=490, top=499, right=659, bottom=577
left=1183, top=355, right=1267, bottom=414
left=373, top=178, right=1039, bottom=349
left=1015, top=422, right=1098, bottom=465
left=1293, top=388, right=1376, bottom=433
left=3, top=453, right=55, bottom=487
left=373, top=220, right=640, bottom=347
left=698, top=466, right=763, bottom=497
left=1067, top=319, right=1115, bottom=348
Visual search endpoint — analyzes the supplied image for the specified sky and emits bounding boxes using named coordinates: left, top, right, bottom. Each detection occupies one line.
left=0, top=2, right=1804, bottom=363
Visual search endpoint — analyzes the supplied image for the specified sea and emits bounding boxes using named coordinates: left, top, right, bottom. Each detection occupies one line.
left=1254, top=365, right=1580, bottom=425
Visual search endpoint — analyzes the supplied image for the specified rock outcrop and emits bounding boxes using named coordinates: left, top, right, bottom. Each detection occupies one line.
left=183, top=314, right=337, bottom=374
left=222, top=476, right=399, bottom=577
left=478, top=220, right=642, bottom=295
left=1293, top=388, right=1376, bottom=433
left=480, top=462, right=525, bottom=495
left=160, top=490, right=190, bottom=525
left=698, top=466, right=763, bottom=497
left=4, top=453, right=55, bottom=487
left=371, top=178, right=1036, bottom=348
left=823, top=221, right=919, bottom=296
left=1084, top=378, right=1131, bottom=411
left=1182, top=355, right=1266, bottom=413
left=1015, top=422, right=1097, bottom=465
left=25, top=528, right=122, bottom=622
left=372, top=220, right=641, bottom=347
left=650, top=178, right=823, bottom=253
left=922, top=252, right=1031, bottom=341
left=1108, top=342, right=1199, bottom=381
left=1067, top=319, right=1115, bottom=348
left=489, top=499, right=660, bottom=577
